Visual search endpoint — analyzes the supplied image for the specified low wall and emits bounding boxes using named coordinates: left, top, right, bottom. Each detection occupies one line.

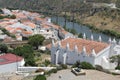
left=18, top=67, right=55, bottom=72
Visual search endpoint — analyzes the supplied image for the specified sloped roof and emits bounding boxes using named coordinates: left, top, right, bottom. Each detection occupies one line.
left=0, top=53, right=23, bottom=65
left=47, top=38, right=109, bottom=54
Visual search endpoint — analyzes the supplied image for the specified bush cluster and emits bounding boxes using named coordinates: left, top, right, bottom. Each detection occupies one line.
left=42, top=60, right=51, bottom=67
left=60, top=64, right=68, bottom=69
left=115, top=66, right=120, bottom=70
left=80, top=62, right=95, bottom=69
left=34, top=75, right=46, bottom=80
left=0, top=28, right=16, bottom=38
left=72, top=61, right=95, bottom=69
left=35, top=69, right=45, bottom=73
left=0, top=15, right=16, bottom=19
left=45, top=69, right=57, bottom=76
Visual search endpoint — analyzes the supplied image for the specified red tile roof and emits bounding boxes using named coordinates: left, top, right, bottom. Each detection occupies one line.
left=61, top=29, right=68, bottom=35
left=23, top=22, right=36, bottom=28
left=0, top=53, right=23, bottom=65
left=47, top=38, right=109, bottom=55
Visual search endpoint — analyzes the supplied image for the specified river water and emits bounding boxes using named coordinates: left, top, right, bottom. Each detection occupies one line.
left=51, top=16, right=116, bottom=43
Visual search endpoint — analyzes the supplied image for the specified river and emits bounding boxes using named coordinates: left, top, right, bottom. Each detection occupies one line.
left=51, top=16, right=116, bottom=43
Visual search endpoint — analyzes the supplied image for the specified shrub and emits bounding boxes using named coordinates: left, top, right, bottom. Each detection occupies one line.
left=48, top=69, right=57, bottom=74
left=81, top=62, right=95, bottom=69
left=95, top=65, right=103, bottom=71
left=34, top=75, right=46, bottom=80
left=115, top=66, right=120, bottom=70
left=10, top=15, right=16, bottom=19
left=50, top=69, right=57, bottom=73
left=60, top=64, right=68, bottom=69
left=70, top=28, right=77, bottom=35
left=35, top=69, right=45, bottom=73
left=43, top=60, right=51, bottom=66
left=0, top=43, right=8, bottom=53
left=72, top=61, right=81, bottom=68
left=45, top=50, right=51, bottom=55
left=57, top=66, right=63, bottom=70
left=78, top=33, right=83, bottom=38
left=45, top=69, right=57, bottom=76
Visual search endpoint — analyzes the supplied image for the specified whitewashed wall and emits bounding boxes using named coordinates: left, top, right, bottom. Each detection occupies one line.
left=94, top=45, right=119, bottom=69
left=0, top=59, right=25, bottom=74
left=51, top=45, right=95, bottom=65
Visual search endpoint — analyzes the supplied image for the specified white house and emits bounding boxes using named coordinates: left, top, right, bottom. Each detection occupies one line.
left=0, top=53, right=25, bottom=74
left=50, top=36, right=120, bottom=69
left=2, top=8, right=13, bottom=15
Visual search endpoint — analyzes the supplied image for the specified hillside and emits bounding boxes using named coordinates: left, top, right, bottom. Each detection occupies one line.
left=0, top=0, right=120, bottom=36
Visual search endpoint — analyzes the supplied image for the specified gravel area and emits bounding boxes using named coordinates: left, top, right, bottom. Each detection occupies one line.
left=47, top=69, right=120, bottom=80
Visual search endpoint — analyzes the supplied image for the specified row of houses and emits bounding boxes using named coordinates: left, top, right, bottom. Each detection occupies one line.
left=0, top=9, right=74, bottom=74
left=0, top=8, right=74, bottom=42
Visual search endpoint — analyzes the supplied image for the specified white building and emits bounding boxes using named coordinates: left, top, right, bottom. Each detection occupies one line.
left=0, top=34, right=7, bottom=40
left=0, top=53, right=25, bottom=74
left=2, top=8, right=13, bottom=15
left=50, top=36, right=120, bottom=69
left=33, top=25, right=59, bottom=40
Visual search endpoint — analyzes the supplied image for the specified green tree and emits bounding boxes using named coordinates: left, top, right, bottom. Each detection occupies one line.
left=72, top=61, right=81, bottom=68
left=63, top=26, right=67, bottom=31
left=80, top=62, right=94, bottom=69
left=116, top=0, right=120, bottom=8
left=34, top=75, right=46, bottom=80
left=13, top=44, right=36, bottom=66
left=28, top=34, right=45, bottom=49
left=10, top=15, right=16, bottom=19
left=0, top=44, right=8, bottom=53
left=70, top=28, right=77, bottom=35
left=110, top=55, right=120, bottom=67
left=78, top=33, right=83, bottom=38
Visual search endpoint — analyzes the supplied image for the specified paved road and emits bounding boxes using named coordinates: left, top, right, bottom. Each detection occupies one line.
left=47, top=69, right=120, bottom=80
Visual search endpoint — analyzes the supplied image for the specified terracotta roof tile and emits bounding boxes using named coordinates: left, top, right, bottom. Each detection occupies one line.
left=47, top=38, right=109, bottom=55
left=61, top=29, right=68, bottom=34
left=23, top=22, right=36, bottom=28
left=22, top=31, right=32, bottom=35
left=0, top=53, right=23, bottom=65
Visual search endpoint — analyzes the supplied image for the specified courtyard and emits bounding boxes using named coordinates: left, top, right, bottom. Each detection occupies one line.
left=47, top=69, right=120, bottom=80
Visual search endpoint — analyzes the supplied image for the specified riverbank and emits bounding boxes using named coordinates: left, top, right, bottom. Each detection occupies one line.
left=60, top=11, right=120, bottom=39
left=5, top=8, right=120, bottom=39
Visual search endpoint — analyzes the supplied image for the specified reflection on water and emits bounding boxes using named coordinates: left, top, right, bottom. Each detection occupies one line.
left=51, top=16, right=116, bottom=43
